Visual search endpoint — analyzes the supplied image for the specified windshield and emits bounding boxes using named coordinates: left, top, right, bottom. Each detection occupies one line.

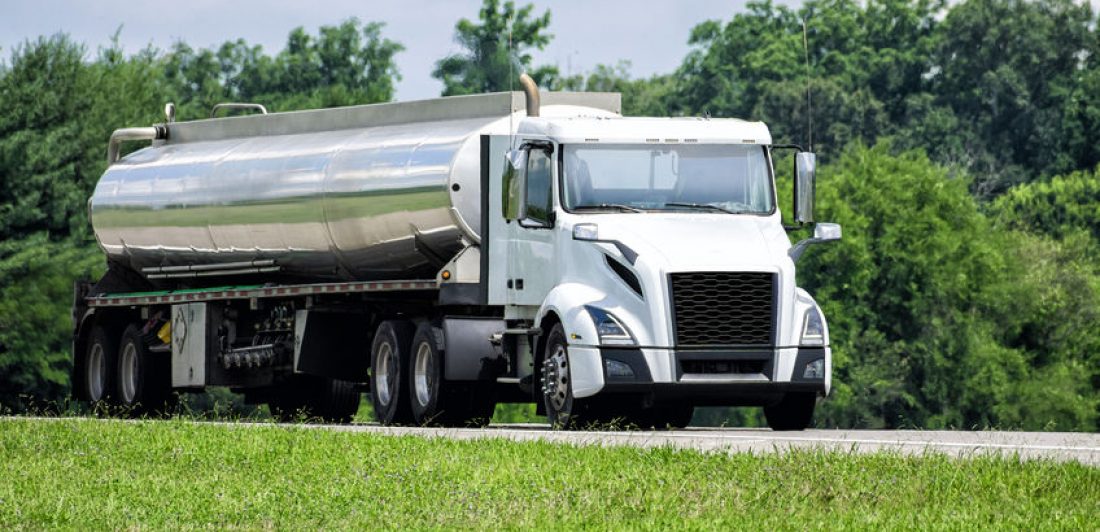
left=562, top=144, right=774, bottom=214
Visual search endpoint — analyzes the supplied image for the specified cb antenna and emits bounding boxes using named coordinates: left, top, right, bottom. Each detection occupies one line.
left=802, top=17, right=813, bottom=152
left=508, top=17, right=516, bottom=150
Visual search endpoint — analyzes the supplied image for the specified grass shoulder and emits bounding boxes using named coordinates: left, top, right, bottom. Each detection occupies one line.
left=0, top=418, right=1096, bottom=529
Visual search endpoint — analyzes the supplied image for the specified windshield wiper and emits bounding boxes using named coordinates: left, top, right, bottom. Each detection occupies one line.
left=572, top=203, right=645, bottom=213
left=663, top=202, right=738, bottom=214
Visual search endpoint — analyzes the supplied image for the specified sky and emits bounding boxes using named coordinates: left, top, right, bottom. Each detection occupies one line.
left=1, top=0, right=760, bottom=101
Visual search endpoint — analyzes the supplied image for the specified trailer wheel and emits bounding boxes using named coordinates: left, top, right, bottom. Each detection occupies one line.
left=79, top=326, right=118, bottom=404
left=542, top=323, right=589, bottom=430
left=764, top=393, right=816, bottom=431
left=370, top=320, right=415, bottom=425
left=115, top=324, right=175, bottom=417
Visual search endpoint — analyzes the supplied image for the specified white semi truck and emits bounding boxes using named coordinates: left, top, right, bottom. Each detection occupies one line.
left=72, top=76, right=840, bottom=429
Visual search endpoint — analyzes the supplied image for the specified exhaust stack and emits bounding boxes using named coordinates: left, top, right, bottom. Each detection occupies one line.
left=518, top=73, right=540, bottom=117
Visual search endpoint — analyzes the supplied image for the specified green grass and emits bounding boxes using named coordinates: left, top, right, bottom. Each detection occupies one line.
left=0, top=418, right=1096, bottom=529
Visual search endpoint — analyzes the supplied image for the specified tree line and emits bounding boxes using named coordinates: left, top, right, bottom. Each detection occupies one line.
left=0, top=0, right=1097, bottom=430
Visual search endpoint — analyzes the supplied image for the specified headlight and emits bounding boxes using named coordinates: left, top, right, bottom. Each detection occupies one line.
left=800, top=307, right=825, bottom=346
left=585, top=306, right=636, bottom=346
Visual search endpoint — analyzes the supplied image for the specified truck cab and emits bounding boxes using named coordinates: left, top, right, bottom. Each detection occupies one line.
left=471, top=109, right=840, bottom=429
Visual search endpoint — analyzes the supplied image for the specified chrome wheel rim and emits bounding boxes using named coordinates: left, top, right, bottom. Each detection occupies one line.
left=87, top=344, right=106, bottom=401
left=119, top=342, right=138, bottom=404
left=375, top=342, right=394, bottom=406
left=545, top=344, right=569, bottom=411
left=413, top=342, right=434, bottom=408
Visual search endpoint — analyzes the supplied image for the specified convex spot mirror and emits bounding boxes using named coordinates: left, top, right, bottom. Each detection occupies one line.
left=794, top=152, right=816, bottom=224
left=814, top=222, right=841, bottom=242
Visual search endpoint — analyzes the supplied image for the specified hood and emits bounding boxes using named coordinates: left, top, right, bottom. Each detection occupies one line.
left=590, top=213, right=789, bottom=271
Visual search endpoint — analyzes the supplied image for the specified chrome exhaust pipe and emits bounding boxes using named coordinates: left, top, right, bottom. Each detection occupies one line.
left=518, top=72, right=540, bottom=117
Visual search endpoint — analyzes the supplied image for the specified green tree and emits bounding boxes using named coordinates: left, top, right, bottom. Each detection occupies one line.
left=0, top=236, right=102, bottom=412
left=674, top=0, right=940, bottom=155
left=0, top=35, right=95, bottom=239
left=929, top=0, right=1097, bottom=196
left=803, top=143, right=1098, bottom=430
left=432, top=0, right=554, bottom=95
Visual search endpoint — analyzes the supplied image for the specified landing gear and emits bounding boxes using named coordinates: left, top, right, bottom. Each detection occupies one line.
left=764, top=392, right=817, bottom=431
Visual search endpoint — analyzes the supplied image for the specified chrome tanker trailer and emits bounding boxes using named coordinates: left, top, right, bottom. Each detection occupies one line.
left=73, top=75, right=841, bottom=429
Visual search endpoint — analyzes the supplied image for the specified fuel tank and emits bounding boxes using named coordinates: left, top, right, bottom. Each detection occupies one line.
left=90, top=92, right=620, bottom=283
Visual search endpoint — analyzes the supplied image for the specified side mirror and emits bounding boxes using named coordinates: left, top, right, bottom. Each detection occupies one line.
left=813, top=222, right=841, bottom=242
left=503, top=149, right=527, bottom=221
left=794, top=152, right=816, bottom=224
left=789, top=222, right=841, bottom=263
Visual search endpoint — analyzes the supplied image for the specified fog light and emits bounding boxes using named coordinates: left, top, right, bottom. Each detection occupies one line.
left=803, top=358, right=825, bottom=379
left=605, top=359, right=635, bottom=378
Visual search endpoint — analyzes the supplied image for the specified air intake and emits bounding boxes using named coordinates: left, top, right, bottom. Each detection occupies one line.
left=669, top=272, right=775, bottom=347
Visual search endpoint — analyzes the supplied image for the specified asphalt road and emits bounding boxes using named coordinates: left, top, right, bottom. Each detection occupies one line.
left=302, top=423, right=1100, bottom=466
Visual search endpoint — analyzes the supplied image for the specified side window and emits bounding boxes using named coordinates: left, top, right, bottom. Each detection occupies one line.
left=524, top=148, right=553, bottom=224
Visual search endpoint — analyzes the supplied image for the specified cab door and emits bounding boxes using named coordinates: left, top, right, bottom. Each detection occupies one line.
left=504, top=141, right=557, bottom=308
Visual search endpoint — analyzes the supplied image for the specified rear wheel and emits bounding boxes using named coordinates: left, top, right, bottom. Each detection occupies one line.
left=370, top=320, right=415, bottom=425
left=764, top=393, right=816, bottom=431
left=79, top=325, right=117, bottom=405
left=115, top=324, right=175, bottom=416
left=408, top=323, right=495, bottom=427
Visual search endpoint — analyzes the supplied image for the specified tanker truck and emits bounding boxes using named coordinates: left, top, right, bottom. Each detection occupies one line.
left=71, top=75, right=841, bottom=430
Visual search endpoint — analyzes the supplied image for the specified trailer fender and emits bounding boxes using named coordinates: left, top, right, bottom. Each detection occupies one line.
left=536, top=283, right=607, bottom=399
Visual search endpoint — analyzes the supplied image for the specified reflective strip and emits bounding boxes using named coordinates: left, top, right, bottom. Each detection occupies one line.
left=86, top=280, right=438, bottom=307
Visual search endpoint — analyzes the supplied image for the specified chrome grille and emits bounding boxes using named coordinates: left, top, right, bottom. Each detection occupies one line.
left=670, top=272, right=775, bottom=346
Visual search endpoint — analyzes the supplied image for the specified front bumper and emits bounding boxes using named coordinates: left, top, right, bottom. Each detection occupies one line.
left=569, top=346, right=828, bottom=406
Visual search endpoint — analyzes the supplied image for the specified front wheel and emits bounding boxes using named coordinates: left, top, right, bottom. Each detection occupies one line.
left=764, top=393, right=817, bottom=431
left=542, top=324, right=587, bottom=430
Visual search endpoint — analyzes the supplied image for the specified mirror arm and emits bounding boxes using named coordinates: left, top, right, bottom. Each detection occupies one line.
left=788, top=238, right=823, bottom=263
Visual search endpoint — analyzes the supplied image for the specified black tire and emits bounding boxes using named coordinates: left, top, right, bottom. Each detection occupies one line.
left=408, top=323, right=446, bottom=425
left=78, top=325, right=117, bottom=405
left=269, top=376, right=359, bottom=423
left=659, top=404, right=694, bottom=429
left=635, top=404, right=694, bottom=430
left=764, top=393, right=817, bottom=431
left=541, top=323, right=588, bottom=430
left=115, top=324, right=175, bottom=416
left=370, top=320, right=415, bottom=425
left=408, top=323, right=496, bottom=427
left=310, top=378, right=359, bottom=423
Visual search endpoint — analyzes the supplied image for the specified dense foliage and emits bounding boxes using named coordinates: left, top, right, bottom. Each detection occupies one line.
left=1, top=0, right=1097, bottom=429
